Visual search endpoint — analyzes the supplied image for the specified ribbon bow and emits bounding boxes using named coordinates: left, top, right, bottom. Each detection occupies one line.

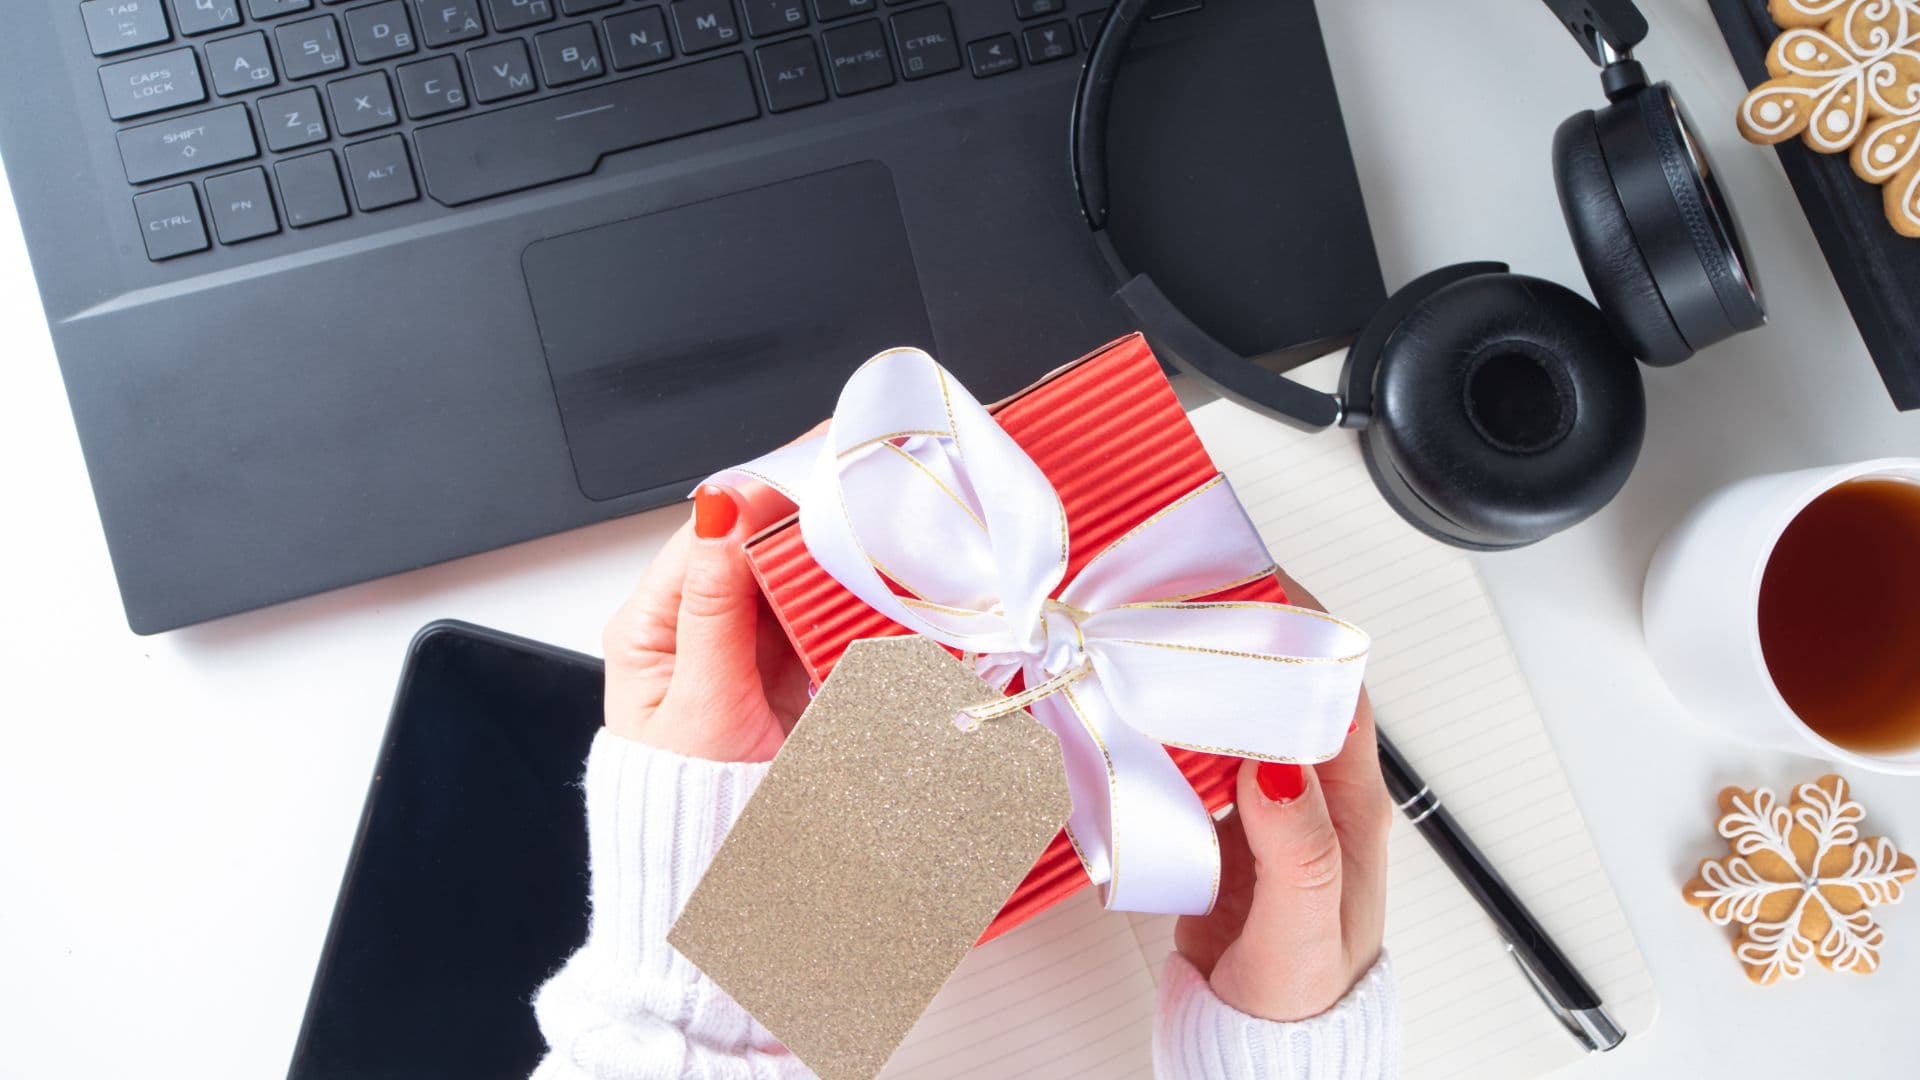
left=711, top=348, right=1368, bottom=915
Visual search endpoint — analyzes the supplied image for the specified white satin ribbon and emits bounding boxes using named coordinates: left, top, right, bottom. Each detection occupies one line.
left=709, top=347, right=1369, bottom=916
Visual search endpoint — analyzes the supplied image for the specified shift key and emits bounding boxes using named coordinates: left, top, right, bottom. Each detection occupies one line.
left=118, top=105, right=258, bottom=184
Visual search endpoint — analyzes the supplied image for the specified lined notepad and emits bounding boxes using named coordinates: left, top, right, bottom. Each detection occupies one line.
left=881, top=360, right=1657, bottom=1079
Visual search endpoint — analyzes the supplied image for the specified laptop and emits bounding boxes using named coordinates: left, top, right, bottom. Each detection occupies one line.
left=1, top=0, right=1380, bottom=633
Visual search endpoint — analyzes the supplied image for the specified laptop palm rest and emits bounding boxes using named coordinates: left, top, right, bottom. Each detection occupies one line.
left=523, top=161, right=935, bottom=501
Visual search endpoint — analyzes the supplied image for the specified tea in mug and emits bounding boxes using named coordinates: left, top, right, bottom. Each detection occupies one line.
left=1758, top=476, right=1920, bottom=753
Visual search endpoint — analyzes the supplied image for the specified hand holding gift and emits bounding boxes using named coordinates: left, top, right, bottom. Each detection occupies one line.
left=662, top=338, right=1380, bottom=1078
left=1175, top=569, right=1393, bottom=1024
left=599, top=478, right=810, bottom=762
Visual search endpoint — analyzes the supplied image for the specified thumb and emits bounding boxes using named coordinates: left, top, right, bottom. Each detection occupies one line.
left=672, top=484, right=764, bottom=695
left=1209, top=759, right=1349, bottom=1020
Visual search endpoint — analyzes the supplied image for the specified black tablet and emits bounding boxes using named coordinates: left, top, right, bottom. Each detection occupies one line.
left=288, top=620, right=603, bottom=1080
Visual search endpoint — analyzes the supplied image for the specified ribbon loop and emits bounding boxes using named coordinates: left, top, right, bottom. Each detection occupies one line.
left=709, top=347, right=1369, bottom=916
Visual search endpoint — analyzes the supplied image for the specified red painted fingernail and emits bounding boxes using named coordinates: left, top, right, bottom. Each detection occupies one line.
left=694, top=484, right=739, bottom=539
left=1256, top=762, right=1306, bottom=803
left=1348, top=717, right=1359, bottom=735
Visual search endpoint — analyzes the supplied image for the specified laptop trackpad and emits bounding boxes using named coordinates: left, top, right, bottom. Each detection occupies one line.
left=524, top=162, right=935, bottom=501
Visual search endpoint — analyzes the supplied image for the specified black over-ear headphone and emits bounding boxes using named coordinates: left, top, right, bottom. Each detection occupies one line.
left=1073, top=0, right=1765, bottom=550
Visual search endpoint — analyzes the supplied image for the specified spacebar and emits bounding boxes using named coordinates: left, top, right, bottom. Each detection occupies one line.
left=414, top=55, right=760, bottom=207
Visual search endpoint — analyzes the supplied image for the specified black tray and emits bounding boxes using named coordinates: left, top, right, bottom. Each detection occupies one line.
left=1710, top=0, right=1920, bottom=409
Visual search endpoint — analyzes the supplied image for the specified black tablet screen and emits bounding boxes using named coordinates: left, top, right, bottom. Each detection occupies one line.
left=289, top=622, right=602, bottom=1080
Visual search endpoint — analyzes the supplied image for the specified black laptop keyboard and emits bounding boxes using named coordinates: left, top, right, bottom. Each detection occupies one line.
left=80, top=0, right=1128, bottom=262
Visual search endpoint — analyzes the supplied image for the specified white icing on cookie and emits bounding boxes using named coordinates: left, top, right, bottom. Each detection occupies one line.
left=1686, top=776, right=1915, bottom=984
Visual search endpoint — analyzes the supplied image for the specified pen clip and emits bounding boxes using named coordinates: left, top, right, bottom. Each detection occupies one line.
left=1504, top=943, right=1624, bottom=1052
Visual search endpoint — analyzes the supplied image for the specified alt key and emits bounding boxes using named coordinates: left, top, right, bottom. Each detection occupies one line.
left=755, top=38, right=827, bottom=113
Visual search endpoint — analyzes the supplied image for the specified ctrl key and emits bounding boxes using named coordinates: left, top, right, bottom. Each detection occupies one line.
left=133, top=184, right=209, bottom=261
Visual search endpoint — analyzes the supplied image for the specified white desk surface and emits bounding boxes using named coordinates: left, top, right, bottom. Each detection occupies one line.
left=4, top=1, right=1918, bottom=1076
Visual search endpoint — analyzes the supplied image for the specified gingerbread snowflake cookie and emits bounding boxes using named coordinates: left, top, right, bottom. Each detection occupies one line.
left=1737, top=0, right=1920, bottom=236
left=1685, top=775, right=1915, bottom=984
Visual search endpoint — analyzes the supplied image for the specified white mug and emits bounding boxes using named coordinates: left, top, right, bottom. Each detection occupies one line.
left=1643, top=457, right=1920, bottom=775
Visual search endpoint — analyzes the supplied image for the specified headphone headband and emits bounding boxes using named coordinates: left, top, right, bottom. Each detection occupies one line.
left=1068, top=0, right=1149, bottom=231
left=1072, top=0, right=1652, bottom=231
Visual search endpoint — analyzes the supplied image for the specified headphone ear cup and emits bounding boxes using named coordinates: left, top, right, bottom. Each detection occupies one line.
left=1553, top=111, right=1692, bottom=366
left=1363, top=273, right=1647, bottom=548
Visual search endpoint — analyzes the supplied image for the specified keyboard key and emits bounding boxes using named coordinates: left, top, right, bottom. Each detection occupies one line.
left=754, top=36, right=824, bottom=112
left=170, top=0, right=243, bottom=36
left=397, top=55, right=468, bottom=117
left=277, top=15, right=347, bottom=79
left=347, top=1, right=418, bottom=63
left=82, top=0, right=172, bottom=56
left=559, top=0, right=622, bottom=11
left=890, top=4, right=957, bottom=80
left=258, top=86, right=329, bottom=149
left=249, top=0, right=314, bottom=17
left=275, top=150, right=349, bottom=226
left=117, top=103, right=257, bottom=183
left=414, top=0, right=486, bottom=46
left=328, top=71, right=399, bottom=135
left=1021, top=20, right=1072, bottom=63
left=133, top=184, right=209, bottom=260
left=345, top=134, right=419, bottom=209
left=1076, top=10, right=1104, bottom=48
left=1013, top=0, right=1063, bottom=17
left=100, top=48, right=206, bottom=121
left=812, top=0, right=875, bottom=20
left=967, top=34, right=1017, bottom=77
left=605, top=8, right=673, bottom=69
left=414, top=54, right=757, bottom=205
left=671, top=0, right=740, bottom=53
left=205, top=32, right=278, bottom=96
left=821, top=19, right=891, bottom=95
left=204, top=166, right=280, bottom=242
left=536, top=23, right=605, bottom=85
left=743, top=0, right=806, bottom=37
left=466, top=39, right=538, bottom=101
left=485, top=0, right=556, bottom=30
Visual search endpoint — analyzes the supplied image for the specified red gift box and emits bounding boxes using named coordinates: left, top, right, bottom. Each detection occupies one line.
left=744, top=334, right=1287, bottom=942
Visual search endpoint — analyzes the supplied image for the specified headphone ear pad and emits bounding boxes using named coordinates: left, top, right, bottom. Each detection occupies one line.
left=1553, top=110, right=1691, bottom=366
left=1364, top=273, right=1647, bottom=548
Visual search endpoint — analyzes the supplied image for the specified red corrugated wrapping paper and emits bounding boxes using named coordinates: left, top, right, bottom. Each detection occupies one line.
left=744, top=334, right=1286, bottom=942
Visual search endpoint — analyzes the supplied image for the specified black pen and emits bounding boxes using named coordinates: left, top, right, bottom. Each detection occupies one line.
left=1376, top=728, right=1625, bottom=1052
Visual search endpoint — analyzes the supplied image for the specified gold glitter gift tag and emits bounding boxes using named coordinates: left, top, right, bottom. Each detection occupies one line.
left=669, top=636, right=1072, bottom=1080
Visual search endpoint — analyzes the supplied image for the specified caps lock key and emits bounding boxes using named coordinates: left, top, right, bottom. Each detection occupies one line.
left=99, top=48, right=207, bottom=120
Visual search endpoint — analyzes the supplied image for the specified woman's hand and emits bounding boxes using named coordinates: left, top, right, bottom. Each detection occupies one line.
left=1175, top=569, right=1393, bottom=1021
left=601, top=483, right=810, bottom=762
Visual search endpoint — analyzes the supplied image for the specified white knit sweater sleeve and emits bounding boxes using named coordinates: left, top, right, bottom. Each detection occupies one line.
left=531, top=730, right=810, bottom=1080
left=534, top=730, right=1400, bottom=1080
left=1154, top=951, right=1400, bottom=1079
